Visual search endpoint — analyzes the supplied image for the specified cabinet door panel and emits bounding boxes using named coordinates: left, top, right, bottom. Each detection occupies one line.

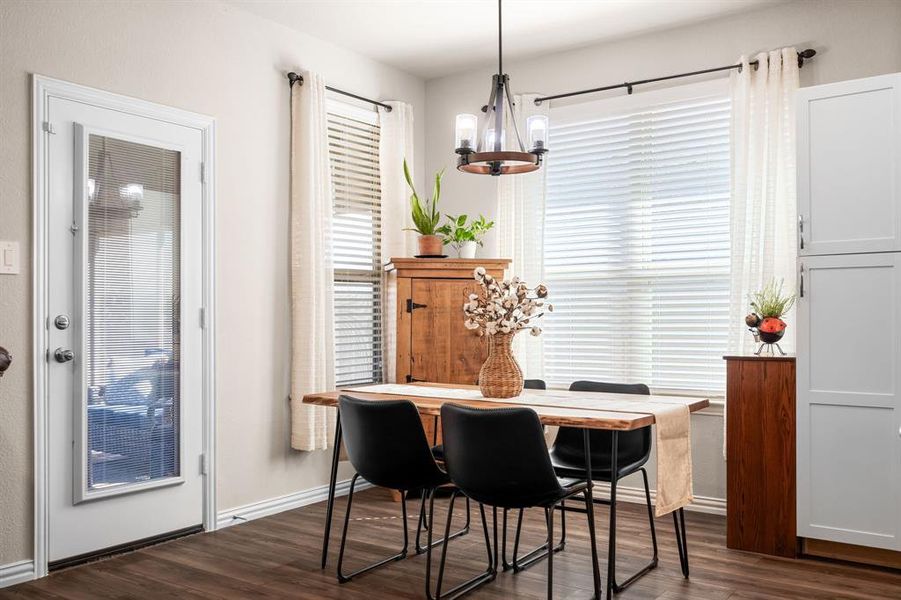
left=797, top=253, right=901, bottom=550
left=798, top=74, right=901, bottom=255
left=410, top=279, right=486, bottom=385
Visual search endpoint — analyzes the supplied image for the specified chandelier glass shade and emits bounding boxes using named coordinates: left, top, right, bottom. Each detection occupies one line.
left=454, top=1, right=548, bottom=176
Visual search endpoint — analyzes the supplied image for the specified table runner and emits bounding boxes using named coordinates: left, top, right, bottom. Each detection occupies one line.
left=343, top=384, right=692, bottom=516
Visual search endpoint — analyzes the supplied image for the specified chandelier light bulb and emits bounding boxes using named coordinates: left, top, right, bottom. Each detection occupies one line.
left=455, top=113, right=478, bottom=150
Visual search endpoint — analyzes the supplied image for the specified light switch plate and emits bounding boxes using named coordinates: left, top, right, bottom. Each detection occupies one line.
left=0, top=241, right=20, bottom=274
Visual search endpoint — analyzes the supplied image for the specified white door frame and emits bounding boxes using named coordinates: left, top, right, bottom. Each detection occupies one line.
left=31, top=75, right=217, bottom=578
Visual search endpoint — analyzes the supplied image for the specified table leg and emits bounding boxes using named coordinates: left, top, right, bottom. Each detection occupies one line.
left=321, top=411, right=343, bottom=569
left=582, top=430, right=603, bottom=600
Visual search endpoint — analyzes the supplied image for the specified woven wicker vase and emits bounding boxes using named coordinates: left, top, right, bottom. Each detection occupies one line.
left=479, top=333, right=523, bottom=398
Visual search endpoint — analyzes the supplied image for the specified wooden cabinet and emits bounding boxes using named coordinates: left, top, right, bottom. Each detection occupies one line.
left=387, top=258, right=509, bottom=442
left=725, top=355, right=797, bottom=558
left=797, top=73, right=901, bottom=256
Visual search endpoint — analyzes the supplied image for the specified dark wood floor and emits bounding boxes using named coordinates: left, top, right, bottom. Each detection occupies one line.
left=4, top=488, right=900, bottom=599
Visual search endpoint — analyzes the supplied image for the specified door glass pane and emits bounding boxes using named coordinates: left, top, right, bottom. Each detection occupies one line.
left=85, top=134, right=181, bottom=490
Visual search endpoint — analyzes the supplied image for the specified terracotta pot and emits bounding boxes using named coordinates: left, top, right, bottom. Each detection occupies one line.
left=417, top=234, right=443, bottom=256
left=479, top=333, right=523, bottom=398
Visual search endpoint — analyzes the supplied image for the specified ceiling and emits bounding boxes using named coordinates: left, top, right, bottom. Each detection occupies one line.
left=229, top=0, right=779, bottom=79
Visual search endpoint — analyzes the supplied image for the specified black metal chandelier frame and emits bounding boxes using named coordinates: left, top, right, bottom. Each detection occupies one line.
left=455, top=0, right=546, bottom=176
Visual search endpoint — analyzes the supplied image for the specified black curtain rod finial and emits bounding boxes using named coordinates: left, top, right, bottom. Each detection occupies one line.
left=287, top=72, right=303, bottom=87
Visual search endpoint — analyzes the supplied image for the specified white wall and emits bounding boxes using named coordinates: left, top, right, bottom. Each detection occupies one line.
left=423, top=0, right=901, bottom=500
left=0, top=0, right=425, bottom=566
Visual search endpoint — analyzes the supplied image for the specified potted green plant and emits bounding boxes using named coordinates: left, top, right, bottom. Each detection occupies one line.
left=403, top=158, right=445, bottom=256
left=745, top=278, right=796, bottom=355
left=437, top=214, right=494, bottom=258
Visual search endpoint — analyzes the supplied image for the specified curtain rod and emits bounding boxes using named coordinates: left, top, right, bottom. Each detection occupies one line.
left=287, top=72, right=393, bottom=112
left=533, top=48, right=817, bottom=105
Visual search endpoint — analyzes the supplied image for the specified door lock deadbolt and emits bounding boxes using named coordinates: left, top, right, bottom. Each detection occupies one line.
left=54, top=348, right=74, bottom=363
left=54, top=315, right=70, bottom=330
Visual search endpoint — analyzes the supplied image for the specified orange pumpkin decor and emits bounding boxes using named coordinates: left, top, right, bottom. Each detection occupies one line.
left=758, top=317, right=787, bottom=334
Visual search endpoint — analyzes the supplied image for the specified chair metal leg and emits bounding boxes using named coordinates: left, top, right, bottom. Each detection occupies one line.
left=426, top=491, right=496, bottom=600
left=416, top=490, right=471, bottom=554
left=546, top=503, right=555, bottom=600
left=320, top=412, right=342, bottom=569
left=609, top=466, right=659, bottom=593
left=336, top=474, right=409, bottom=583
left=507, top=505, right=566, bottom=573
left=673, top=507, right=689, bottom=578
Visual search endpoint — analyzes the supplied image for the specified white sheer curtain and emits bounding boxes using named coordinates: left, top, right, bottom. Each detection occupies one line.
left=379, top=101, right=415, bottom=383
left=728, top=48, right=800, bottom=357
left=497, top=93, right=548, bottom=379
left=290, top=70, right=337, bottom=451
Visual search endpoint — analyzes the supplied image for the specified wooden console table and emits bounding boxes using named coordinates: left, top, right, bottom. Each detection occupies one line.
left=724, top=355, right=797, bottom=558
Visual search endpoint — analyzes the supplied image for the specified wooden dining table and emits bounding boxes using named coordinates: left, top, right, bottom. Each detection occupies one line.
left=302, top=382, right=709, bottom=598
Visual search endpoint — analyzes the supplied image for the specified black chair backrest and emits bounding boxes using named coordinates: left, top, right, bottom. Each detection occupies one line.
left=551, top=381, right=652, bottom=472
left=440, top=403, right=563, bottom=508
left=339, top=395, right=446, bottom=491
left=524, top=379, right=547, bottom=390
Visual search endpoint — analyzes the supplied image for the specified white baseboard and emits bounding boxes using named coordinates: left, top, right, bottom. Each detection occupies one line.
left=216, top=478, right=372, bottom=529
left=0, top=560, right=35, bottom=589
left=591, top=481, right=726, bottom=516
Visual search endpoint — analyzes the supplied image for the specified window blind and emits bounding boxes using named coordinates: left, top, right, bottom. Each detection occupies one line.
left=86, top=134, right=181, bottom=488
left=543, top=96, right=731, bottom=394
left=327, top=105, right=384, bottom=386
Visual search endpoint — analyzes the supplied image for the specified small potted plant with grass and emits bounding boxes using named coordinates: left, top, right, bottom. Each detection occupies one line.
left=403, top=158, right=445, bottom=257
left=437, top=214, right=495, bottom=258
left=745, top=278, right=796, bottom=355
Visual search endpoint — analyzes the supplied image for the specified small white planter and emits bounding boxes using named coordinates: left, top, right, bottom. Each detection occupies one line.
left=459, top=241, right=478, bottom=259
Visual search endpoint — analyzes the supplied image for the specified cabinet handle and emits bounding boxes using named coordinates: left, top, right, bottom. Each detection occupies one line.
left=798, top=214, right=805, bottom=250
left=799, top=263, right=805, bottom=298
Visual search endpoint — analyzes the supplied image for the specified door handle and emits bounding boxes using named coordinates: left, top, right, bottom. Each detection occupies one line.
left=0, top=346, right=11, bottom=378
left=53, top=348, right=74, bottom=363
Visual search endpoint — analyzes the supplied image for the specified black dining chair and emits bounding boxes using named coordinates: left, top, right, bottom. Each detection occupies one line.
left=428, top=403, right=602, bottom=600
left=421, top=378, right=546, bottom=553
left=544, top=380, right=690, bottom=596
left=336, top=395, right=469, bottom=583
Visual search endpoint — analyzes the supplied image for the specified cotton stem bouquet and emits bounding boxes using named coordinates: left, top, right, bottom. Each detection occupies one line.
left=463, top=267, right=553, bottom=337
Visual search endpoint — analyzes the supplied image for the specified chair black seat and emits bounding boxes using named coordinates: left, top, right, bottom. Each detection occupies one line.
left=549, top=452, right=648, bottom=481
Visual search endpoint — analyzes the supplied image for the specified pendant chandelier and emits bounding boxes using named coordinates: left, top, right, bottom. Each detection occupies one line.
left=454, top=0, right=548, bottom=176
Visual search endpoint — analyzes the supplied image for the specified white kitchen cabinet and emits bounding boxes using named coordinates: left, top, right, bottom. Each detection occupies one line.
left=796, top=252, right=901, bottom=551
left=797, top=73, right=901, bottom=256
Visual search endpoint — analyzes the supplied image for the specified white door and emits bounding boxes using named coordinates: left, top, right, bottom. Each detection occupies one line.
left=796, top=253, right=901, bottom=550
left=797, top=73, right=901, bottom=256
left=45, top=93, right=205, bottom=563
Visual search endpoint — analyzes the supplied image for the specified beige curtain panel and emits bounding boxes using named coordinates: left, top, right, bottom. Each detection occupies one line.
left=290, top=69, right=338, bottom=451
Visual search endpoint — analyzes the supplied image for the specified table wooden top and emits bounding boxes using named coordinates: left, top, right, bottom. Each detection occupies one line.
left=302, top=383, right=709, bottom=431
